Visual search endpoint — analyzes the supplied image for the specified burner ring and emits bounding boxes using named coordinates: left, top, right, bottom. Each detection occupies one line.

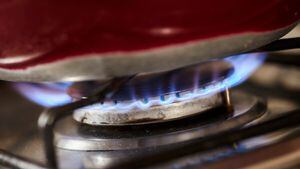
left=72, top=60, right=234, bottom=126
left=54, top=91, right=266, bottom=151
left=73, top=93, right=223, bottom=126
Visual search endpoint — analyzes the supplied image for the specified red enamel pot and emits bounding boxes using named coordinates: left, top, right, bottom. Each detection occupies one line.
left=0, top=0, right=299, bottom=82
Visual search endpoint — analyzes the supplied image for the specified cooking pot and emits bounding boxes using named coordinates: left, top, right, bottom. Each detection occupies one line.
left=0, top=0, right=299, bottom=82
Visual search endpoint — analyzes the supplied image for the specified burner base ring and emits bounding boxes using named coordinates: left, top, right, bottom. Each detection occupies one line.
left=73, top=93, right=223, bottom=126
left=54, top=91, right=266, bottom=151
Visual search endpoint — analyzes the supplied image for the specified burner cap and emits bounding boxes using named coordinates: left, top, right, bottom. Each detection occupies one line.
left=72, top=61, right=233, bottom=125
left=74, top=93, right=222, bottom=125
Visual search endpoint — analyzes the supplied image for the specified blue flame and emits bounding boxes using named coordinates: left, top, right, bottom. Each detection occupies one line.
left=81, top=53, right=266, bottom=112
left=14, top=53, right=265, bottom=108
left=14, top=83, right=72, bottom=107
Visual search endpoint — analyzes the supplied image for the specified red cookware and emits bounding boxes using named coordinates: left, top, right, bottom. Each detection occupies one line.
left=0, top=0, right=299, bottom=82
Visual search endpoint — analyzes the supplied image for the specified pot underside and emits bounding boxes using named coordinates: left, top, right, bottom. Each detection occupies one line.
left=0, top=0, right=299, bottom=82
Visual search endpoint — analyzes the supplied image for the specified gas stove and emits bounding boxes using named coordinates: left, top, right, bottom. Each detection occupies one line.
left=0, top=24, right=300, bottom=169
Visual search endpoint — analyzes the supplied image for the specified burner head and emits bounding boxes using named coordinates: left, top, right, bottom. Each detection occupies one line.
left=70, top=54, right=265, bottom=126
left=74, top=94, right=223, bottom=125
left=72, top=60, right=233, bottom=125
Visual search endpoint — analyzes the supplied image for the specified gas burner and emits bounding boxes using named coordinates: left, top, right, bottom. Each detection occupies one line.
left=70, top=54, right=264, bottom=125
left=5, top=52, right=269, bottom=169
left=56, top=91, right=265, bottom=151
left=53, top=91, right=266, bottom=168
left=74, top=93, right=223, bottom=125
left=72, top=60, right=233, bottom=125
